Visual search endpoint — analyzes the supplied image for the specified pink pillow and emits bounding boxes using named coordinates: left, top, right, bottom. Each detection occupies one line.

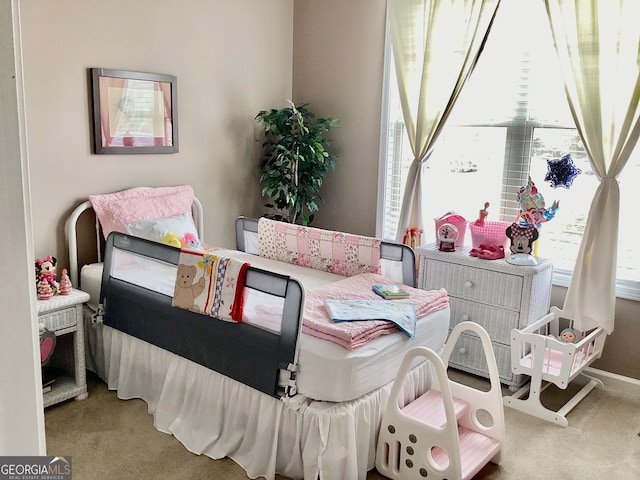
left=90, top=185, right=195, bottom=239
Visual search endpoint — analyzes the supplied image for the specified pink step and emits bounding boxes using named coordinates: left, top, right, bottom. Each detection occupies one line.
left=431, top=426, right=501, bottom=480
left=401, top=390, right=469, bottom=428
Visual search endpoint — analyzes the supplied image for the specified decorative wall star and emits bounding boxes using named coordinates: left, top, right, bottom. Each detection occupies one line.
left=544, top=153, right=581, bottom=189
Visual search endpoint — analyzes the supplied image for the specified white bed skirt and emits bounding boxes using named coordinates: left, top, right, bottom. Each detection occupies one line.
left=88, top=322, right=434, bottom=480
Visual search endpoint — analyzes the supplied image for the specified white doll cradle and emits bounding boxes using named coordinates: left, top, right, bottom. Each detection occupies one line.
left=503, top=306, right=607, bottom=427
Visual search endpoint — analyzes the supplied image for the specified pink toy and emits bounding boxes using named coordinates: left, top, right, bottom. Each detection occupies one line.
left=59, top=268, right=72, bottom=295
left=181, top=232, right=201, bottom=249
left=35, top=255, right=58, bottom=295
left=474, top=202, right=490, bottom=227
left=37, top=278, right=53, bottom=301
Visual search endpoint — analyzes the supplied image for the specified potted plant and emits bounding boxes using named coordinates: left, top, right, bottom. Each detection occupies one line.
left=255, top=101, right=339, bottom=226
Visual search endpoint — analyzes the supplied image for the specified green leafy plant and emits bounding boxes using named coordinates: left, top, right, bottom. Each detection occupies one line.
left=256, top=101, right=339, bottom=226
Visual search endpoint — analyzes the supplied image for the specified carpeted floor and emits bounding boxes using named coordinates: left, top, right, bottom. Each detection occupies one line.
left=44, top=371, right=640, bottom=479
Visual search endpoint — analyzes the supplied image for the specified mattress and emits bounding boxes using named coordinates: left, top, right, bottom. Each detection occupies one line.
left=81, top=249, right=449, bottom=402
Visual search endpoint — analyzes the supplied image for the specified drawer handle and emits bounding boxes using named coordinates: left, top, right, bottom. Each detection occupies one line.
left=464, top=280, right=473, bottom=288
left=461, top=314, right=470, bottom=321
left=459, top=347, right=467, bottom=355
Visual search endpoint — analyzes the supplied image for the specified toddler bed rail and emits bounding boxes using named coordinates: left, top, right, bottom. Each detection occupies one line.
left=100, top=232, right=304, bottom=399
left=503, top=306, right=607, bottom=427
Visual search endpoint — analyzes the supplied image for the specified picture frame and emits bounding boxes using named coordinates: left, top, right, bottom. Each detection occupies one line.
left=90, top=68, right=178, bottom=154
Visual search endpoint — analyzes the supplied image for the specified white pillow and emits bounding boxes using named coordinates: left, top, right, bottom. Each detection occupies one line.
left=125, top=212, right=200, bottom=245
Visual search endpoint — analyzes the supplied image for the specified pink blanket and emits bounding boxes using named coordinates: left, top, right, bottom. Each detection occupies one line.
left=303, top=273, right=449, bottom=350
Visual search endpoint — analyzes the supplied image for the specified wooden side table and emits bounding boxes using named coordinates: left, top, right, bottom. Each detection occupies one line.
left=37, top=288, right=90, bottom=407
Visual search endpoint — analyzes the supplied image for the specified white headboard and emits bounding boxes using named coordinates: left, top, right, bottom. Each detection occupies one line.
left=65, top=194, right=204, bottom=287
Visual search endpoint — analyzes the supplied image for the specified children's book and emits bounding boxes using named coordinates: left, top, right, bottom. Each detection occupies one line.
left=372, top=284, right=410, bottom=300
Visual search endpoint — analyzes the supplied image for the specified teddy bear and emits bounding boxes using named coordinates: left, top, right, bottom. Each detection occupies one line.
left=35, top=255, right=59, bottom=295
left=173, top=264, right=205, bottom=312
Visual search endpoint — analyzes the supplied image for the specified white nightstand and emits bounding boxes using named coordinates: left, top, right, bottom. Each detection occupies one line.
left=37, top=288, right=90, bottom=407
left=416, top=244, right=553, bottom=389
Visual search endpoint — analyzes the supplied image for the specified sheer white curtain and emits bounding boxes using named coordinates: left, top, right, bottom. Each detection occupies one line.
left=388, top=0, right=501, bottom=242
left=545, top=0, right=640, bottom=333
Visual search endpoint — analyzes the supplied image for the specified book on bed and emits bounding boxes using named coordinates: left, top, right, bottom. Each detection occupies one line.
left=372, top=284, right=410, bottom=300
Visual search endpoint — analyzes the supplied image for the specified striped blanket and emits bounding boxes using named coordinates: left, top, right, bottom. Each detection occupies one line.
left=172, top=249, right=250, bottom=322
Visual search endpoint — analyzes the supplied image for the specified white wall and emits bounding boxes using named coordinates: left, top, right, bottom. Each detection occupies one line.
left=0, top=0, right=46, bottom=455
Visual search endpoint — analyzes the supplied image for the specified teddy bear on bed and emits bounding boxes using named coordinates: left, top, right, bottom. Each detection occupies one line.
left=35, top=255, right=59, bottom=295
left=173, top=264, right=206, bottom=312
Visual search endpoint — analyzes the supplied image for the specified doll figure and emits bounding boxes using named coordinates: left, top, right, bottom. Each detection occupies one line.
left=560, top=328, right=576, bottom=343
left=475, top=202, right=490, bottom=227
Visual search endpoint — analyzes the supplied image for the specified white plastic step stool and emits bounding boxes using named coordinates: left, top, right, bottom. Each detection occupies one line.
left=376, top=322, right=505, bottom=480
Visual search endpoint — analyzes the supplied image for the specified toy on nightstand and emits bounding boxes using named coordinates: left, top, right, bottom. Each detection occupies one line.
left=37, top=277, right=54, bottom=300
left=59, top=268, right=72, bottom=295
left=438, top=223, right=459, bottom=252
left=35, top=255, right=58, bottom=295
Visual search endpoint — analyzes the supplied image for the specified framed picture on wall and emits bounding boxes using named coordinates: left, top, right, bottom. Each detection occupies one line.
left=90, top=68, right=178, bottom=154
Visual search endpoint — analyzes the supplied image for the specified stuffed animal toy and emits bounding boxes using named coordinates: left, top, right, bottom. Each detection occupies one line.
left=162, top=232, right=182, bottom=248
left=181, top=232, right=201, bottom=250
left=173, top=264, right=205, bottom=312
left=35, top=255, right=58, bottom=295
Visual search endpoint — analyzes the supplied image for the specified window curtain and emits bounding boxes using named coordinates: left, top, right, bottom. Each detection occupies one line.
left=388, top=0, right=501, bottom=242
left=545, top=0, right=640, bottom=334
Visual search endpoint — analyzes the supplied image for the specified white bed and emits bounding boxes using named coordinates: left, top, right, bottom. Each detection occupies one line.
left=66, top=187, right=450, bottom=479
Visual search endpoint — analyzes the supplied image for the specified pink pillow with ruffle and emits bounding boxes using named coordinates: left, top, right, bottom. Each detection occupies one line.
left=90, top=185, right=195, bottom=239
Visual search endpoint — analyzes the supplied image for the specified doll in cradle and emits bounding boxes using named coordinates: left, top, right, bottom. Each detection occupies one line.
left=560, top=328, right=576, bottom=343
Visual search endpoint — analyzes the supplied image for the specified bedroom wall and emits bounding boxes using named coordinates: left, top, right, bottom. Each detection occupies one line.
left=292, top=0, right=387, bottom=237
left=292, top=0, right=640, bottom=381
left=20, top=0, right=294, bottom=270
left=0, top=0, right=47, bottom=454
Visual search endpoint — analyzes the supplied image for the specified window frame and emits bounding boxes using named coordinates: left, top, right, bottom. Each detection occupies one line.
left=376, top=13, right=640, bottom=301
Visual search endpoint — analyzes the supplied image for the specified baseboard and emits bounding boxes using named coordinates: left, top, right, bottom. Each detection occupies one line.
left=584, top=367, right=640, bottom=396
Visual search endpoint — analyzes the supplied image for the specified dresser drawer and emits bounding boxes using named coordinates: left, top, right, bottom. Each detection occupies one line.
left=449, top=298, right=519, bottom=344
left=40, top=305, right=79, bottom=332
left=447, top=332, right=525, bottom=386
left=421, top=259, right=523, bottom=310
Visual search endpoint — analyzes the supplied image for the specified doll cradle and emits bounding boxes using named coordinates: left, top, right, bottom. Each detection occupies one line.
left=503, top=306, right=607, bottom=427
left=376, top=322, right=504, bottom=480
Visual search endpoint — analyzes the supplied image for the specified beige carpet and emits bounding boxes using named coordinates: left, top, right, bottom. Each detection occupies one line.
left=45, top=371, right=640, bottom=479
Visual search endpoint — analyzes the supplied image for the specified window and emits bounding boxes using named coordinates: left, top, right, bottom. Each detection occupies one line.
left=378, top=0, right=640, bottom=300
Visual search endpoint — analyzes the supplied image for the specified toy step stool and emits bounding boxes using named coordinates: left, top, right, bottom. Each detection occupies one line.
left=376, top=322, right=505, bottom=480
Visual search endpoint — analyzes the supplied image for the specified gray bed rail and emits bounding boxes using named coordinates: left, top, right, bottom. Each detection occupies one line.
left=100, top=232, right=304, bottom=399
